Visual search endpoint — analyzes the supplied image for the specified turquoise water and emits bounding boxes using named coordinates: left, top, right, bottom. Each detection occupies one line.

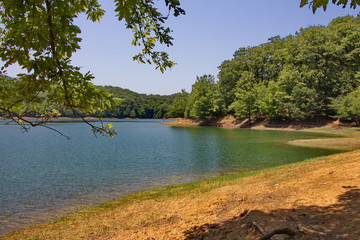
left=0, top=120, right=341, bottom=234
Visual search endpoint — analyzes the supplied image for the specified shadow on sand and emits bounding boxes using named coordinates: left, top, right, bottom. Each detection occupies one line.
left=184, top=187, right=360, bottom=240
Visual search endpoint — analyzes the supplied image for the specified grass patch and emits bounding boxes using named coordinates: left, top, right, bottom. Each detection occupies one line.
left=94, top=169, right=262, bottom=209
left=288, top=138, right=360, bottom=151
left=287, top=127, right=360, bottom=151
left=302, top=127, right=360, bottom=136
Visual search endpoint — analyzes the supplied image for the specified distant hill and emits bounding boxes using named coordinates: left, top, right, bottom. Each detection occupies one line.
left=96, top=85, right=179, bottom=119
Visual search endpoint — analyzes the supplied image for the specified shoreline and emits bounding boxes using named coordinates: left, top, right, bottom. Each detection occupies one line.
left=162, top=116, right=353, bottom=130
left=2, top=124, right=360, bottom=239
left=164, top=117, right=360, bottom=151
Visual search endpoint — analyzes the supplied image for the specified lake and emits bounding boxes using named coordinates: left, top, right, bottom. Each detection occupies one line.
left=0, top=119, right=341, bottom=234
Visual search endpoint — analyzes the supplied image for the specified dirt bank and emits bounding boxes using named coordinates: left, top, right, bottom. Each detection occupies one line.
left=163, top=116, right=352, bottom=130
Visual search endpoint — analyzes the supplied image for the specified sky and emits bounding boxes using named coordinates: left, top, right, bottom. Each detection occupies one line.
left=4, top=0, right=360, bottom=95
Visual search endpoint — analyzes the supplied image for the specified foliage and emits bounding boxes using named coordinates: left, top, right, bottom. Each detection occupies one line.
left=215, top=15, right=360, bottom=121
left=300, top=0, right=360, bottom=12
left=167, top=89, right=189, bottom=118
left=333, top=87, right=360, bottom=124
left=186, top=75, right=223, bottom=119
left=96, top=85, right=177, bottom=119
left=0, top=0, right=184, bottom=136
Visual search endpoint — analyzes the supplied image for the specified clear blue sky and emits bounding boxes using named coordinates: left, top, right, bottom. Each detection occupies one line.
left=5, top=0, right=359, bottom=95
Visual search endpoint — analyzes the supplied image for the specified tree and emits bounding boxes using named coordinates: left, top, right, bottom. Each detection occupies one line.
left=187, top=75, right=223, bottom=119
left=167, top=89, right=189, bottom=118
left=333, top=86, right=360, bottom=124
left=256, top=81, right=287, bottom=119
left=230, top=87, right=259, bottom=120
left=0, top=0, right=184, bottom=136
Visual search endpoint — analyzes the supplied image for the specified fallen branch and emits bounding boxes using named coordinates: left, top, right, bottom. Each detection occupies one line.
left=251, top=219, right=296, bottom=240
left=258, top=228, right=296, bottom=240
left=251, top=219, right=278, bottom=240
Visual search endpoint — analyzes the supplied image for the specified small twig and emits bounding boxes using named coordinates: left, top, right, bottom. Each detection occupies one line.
left=297, top=224, right=349, bottom=238
left=240, top=209, right=250, bottom=218
left=41, top=124, right=71, bottom=139
left=72, top=109, right=103, bottom=137
left=1, top=108, right=71, bottom=139
left=251, top=219, right=267, bottom=235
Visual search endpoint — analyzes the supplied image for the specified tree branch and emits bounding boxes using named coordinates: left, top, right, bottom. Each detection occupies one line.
left=251, top=219, right=296, bottom=240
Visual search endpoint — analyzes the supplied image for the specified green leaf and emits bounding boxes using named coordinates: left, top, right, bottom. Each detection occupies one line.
left=300, top=0, right=309, bottom=7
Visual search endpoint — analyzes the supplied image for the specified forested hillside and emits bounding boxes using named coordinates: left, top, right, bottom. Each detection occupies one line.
left=171, top=15, right=360, bottom=122
left=95, top=86, right=179, bottom=119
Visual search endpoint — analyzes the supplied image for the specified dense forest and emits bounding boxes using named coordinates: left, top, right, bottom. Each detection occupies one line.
left=95, top=86, right=179, bottom=119
left=169, top=15, right=360, bottom=122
